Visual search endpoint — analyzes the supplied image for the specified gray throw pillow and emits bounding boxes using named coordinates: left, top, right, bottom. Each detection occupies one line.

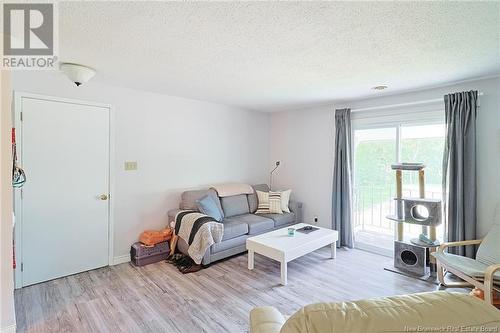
left=196, top=195, right=224, bottom=222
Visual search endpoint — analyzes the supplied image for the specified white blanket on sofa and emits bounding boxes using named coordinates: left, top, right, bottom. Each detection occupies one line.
left=174, top=211, right=224, bottom=264
left=210, top=183, right=254, bottom=197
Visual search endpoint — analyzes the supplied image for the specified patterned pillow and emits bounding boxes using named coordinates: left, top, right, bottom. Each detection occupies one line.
left=256, top=190, right=283, bottom=214
left=280, top=189, right=292, bottom=213
left=255, top=191, right=269, bottom=214
left=269, top=191, right=283, bottom=214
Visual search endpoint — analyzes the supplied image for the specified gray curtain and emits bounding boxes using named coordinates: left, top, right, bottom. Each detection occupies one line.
left=333, top=108, right=354, bottom=248
left=442, top=90, right=478, bottom=258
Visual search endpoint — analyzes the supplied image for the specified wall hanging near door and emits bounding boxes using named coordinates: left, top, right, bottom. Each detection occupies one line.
left=12, top=128, right=26, bottom=188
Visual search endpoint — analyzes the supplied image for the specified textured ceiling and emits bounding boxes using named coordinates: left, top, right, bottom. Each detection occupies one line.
left=58, top=1, right=500, bottom=111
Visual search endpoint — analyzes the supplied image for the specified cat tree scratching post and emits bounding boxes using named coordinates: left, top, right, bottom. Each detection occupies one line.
left=388, top=163, right=442, bottom=277
left=396, top=169, right=404, bottom=241
left=393, top=164, right=429, bottom=242
left=419, top=169, right=427, bottom=237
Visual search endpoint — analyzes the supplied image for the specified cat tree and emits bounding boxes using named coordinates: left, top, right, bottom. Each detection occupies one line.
left=387, top=163, right=442, bottom=277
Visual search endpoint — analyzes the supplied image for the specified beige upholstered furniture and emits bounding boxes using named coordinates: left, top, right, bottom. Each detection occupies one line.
left=249, top=291, right=500, bottom=333
left=432, top=223, right=500, bottom=304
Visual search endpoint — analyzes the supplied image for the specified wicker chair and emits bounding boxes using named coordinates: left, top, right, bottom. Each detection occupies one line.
left=432, top=223, right=500, bottom=304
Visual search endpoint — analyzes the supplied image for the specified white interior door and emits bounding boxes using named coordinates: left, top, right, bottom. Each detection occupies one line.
left=19, top=95, right=110, bottom=287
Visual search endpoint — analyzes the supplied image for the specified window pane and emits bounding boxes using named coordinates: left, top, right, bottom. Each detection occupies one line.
left=353, top=127, right=396, bottom=252
left=400, top=123, right=445, bottom=241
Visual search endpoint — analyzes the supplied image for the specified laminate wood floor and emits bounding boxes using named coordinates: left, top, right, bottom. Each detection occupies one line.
left=15, top=248, right=467, bottom=333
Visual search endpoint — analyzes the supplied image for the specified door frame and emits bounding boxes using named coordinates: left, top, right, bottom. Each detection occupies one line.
left=13, top=91, right=116, bottom=288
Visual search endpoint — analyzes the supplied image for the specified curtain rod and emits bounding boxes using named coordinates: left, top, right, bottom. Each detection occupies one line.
left=351, top=92, right=484, bottom=113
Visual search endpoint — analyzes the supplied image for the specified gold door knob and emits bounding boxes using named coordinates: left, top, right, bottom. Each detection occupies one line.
left=99, top=194, right=108, bottom=201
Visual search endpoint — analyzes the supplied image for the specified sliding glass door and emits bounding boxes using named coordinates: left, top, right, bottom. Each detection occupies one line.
left=352, top=121, right=445, bottom=256
left=353, top=128, right=396, bottom=254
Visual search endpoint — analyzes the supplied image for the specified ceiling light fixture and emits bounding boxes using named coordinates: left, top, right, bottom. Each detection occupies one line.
left=60, top=63, right=96, bottom=86
left=372, top=85, right=388, bottom=91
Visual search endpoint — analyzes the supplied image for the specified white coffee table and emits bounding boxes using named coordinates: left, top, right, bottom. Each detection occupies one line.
left=246, top=223, right=338, bottom=285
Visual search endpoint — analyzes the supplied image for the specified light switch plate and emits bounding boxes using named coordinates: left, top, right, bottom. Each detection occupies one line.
left=124, top=161, right=138, bottom=171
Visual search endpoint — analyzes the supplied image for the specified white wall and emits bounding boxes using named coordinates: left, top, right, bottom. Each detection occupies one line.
left=270, top=76, right=500, bottom=237
left=270, top=105, right=335, bottom=228
left=11, top=71, right=270, bottom=261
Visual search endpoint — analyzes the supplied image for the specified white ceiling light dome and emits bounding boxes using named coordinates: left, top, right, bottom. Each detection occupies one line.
left=60, top=63, right=96, bottom=86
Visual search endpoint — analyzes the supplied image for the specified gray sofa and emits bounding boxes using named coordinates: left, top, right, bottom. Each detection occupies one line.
left=167, top=184, right=302, bottom=265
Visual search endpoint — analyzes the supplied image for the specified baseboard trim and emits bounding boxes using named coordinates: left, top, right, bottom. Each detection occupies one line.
left=112, top=254, right=130, bottom=265
left=0, top=324, right=16, bottom=333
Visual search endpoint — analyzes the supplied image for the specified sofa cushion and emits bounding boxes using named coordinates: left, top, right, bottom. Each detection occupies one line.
left=211, top=234, right=248, bottom=254
left=221, top=194, right=250, bottom=217
left=261, top=212, right=296, bottom=227
left=225, top=214, right=274, bottom=235
left=181, top=189, right=223, bottom=213
left=248, top=184, right=270, bottom=213
left=278, top=292, right=500, bottom=333
left=222, top=220, right=248, bottom=241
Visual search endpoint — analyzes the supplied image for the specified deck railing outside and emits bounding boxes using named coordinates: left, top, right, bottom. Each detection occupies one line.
left=353, top=185, right=442, bottom=236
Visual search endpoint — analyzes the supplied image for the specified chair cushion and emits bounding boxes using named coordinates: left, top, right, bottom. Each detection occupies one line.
left=261, top=212, right=296, bottom=227
left=432, top=251, right=500, bottom=281
left=221, top=220, right=248, bottom=241
left=476, top=223, right=500, bottom=266
left=248, top=184, right=270, bottom=213
left=225, top=214, right=274, bottom=235
left=221, top=194, right=250, bottom=218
